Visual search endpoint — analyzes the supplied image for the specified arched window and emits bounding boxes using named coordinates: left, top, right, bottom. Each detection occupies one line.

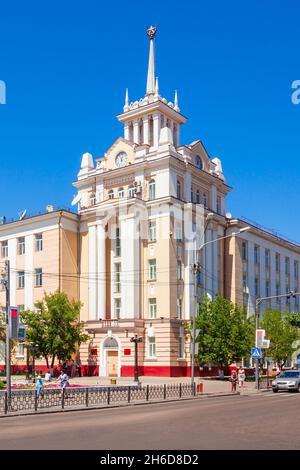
left=108, top=190, right=114, bottom=199
left=203, top=193, right=207, bottom=208
left=195, top=155, right=203, bottom=170
left=149, top=179, right=156, bottom=200
left=89, top=193, right=96, bottom=206
left=128, top=185, right=135, bottom=198
left=177, top=180, right=181, bottom=200
left=196, top=190, right=200, bottom=204
left=118, top=187, right=125, bottom=198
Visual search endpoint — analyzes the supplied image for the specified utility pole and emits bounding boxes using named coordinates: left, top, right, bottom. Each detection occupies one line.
left=2, top=260, right=11, bottom=406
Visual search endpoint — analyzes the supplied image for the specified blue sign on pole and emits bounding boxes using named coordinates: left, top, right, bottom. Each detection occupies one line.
left=251, top=347, right=262, bottom=359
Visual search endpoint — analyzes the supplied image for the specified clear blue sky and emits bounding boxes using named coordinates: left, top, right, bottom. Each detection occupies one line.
left=0, top=1, right=299, bottom=241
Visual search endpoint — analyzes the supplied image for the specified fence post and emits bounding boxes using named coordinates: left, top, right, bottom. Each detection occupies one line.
left=193, top=382, right=196, bottom=397
left=4, top=391, right=8, bottom=415
left=146, top=384, right=149, bottom=401
left=62, top=389, right=65, bottom=410
left=85, top=388, right=89, bottom=408
left=179, top=383, right=182, bottom=398
left=107, top=387, right=111, bottom=405
left=34, top=390, right=38, bottom=412
left=164, top=384, right=166, bottom=400
left=128, top=386, right=131, bottom=403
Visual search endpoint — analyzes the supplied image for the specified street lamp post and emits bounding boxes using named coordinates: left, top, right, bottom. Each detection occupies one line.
left=130, top=334, right=143, bottom=385
left=254, top=290, right=299, bottom=389
left=190, top=225, right=251, bottom=387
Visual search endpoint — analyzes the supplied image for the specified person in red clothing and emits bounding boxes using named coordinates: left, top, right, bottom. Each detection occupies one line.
left=230, top=370, right=238, bottom=392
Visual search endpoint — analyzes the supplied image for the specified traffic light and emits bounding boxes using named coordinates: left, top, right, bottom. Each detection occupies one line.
left=9, top=306, right=19, bottom=339
left=18, top=325, right=26, bottom=341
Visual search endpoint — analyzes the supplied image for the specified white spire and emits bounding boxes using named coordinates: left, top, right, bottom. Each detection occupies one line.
left=146, top=26, right=157, bottom=95
left=123, top=88, right=129, bottom=112
left=174, top=90, right=180, bottom=112
left=154, top=77, right=159, bottom=98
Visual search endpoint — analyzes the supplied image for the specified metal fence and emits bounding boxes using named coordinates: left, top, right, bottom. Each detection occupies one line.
left=258, top=378, right=273, bottom=390
left=0, top=383, right=196, bottom=415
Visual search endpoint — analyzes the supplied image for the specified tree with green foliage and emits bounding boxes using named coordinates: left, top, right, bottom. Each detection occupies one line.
left=194, top=295, right=254, bottom=369
left=21, top=291, right=89, bottom=369
left=260, top=310, right=300, bottom=369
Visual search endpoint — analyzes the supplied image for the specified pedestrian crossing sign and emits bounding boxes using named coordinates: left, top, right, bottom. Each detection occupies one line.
left=251, top=347, right=262, bottom=359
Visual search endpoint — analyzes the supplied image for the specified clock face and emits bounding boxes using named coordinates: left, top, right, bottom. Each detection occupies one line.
left=195, top=155, right=203, bottom=169
left=115, top=151, right=128, bottom=168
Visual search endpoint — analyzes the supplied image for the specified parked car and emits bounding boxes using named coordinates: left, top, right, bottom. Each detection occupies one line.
left=272, top=370, right=300, bottom=393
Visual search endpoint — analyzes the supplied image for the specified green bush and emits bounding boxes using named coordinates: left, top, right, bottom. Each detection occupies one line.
left=0, top=381, right=5, bottom=389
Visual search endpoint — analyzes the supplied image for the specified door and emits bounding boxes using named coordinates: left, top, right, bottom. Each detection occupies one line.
left=107, top=351, right=118, bottom=377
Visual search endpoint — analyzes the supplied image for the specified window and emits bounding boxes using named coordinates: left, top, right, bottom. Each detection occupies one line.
left=285, top=257, right=290, bottom=275
left=294, top=260, right=299, bottom=279
left=128, top=185, right=135, bottom=198
left=196, top=190, right=200, bottom=204
left=16, top=344, right=24, bottom=358
left=118, top=187, right=125, bottom=198
left=149, top=298, right=157, bottom=319
left=90, top=193, right=96, bottom=206
left=149, top=180, right=156, bottom=200
left=1, top=241, right=8, bottom=258
left=203, top=193, right=207, bottom=208
left=177, top=260, right=183, bottom=280
left=114, top=263, right=121, bottom=293
left=35, top=268, right=42, bottom=287
left=176, top=222, right=182, bottom=243
left=242, top=274, right=247, bottom=292
left=18, top=271, right=25, bottom=289
left=35, top=233, right=43, bottom=252
left=265, top=280, right=270, bottom=297
left=177, top=298, right=183, bottom=319
left=276, top=283, right=280, bottom=297
left=276, top=253, right=280, bottom=272
left=147, top=337, right=156, bottom=358
left=216, top=197, right=221, bottom=215
left=242, top=242, right=247, bottom=261
left=149, top=259, right=157, bottom=281
left=18, top=237, right=25, bottom=255
left=191, top=187, right=194, bottom=203
left=114, top=298, right=121, bottom=319
left=148, top=220, right=156, bottom=242
left=177, top=180, right=181, bottom=200
left=254, top=246, right=260, bottom=265
left=255, top=278, right=260, bottom=297
left=178, top=337, right=184, bottom=359
left=115, top=227, right=121, bottom=257
left=265, top=249, right=270, bottom=269
left=108, top=190, right=114, bottom=199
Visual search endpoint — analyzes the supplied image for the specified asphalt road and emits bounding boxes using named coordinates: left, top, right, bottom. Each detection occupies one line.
left=0, top=393, right=300, bottom=450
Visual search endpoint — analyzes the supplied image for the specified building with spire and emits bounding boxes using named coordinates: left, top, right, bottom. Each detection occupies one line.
left=1, top=27, right=300, bottom=376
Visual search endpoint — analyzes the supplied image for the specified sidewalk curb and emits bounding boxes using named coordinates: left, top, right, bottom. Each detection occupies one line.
left=0, top=392, right=241, bottom=419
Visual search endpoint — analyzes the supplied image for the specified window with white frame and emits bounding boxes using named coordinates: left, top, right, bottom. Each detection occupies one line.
left=265, top=249, right=270, bottom=269
left=128, top=185, right=135, bottom=198
left=216, top=197, right=221, bottom=215
left=285, top=257, right=290, bottom=275
left=178, top=336, right=184, bottom=359
left=203, top=193, right=207, bottom=208
left=148, top=220, right=156, bottom=242
left=18, top=237, right=25, bottom=255
left=115, top=227, right=121, bottom=257
left=16, top=343, right=24, bottom=358
left=114, top=298, right=121, bottom=319
left=196, top=190, right=200, bottom=204
left=177, top=298, right=183, bottom=319
left=89, top=192, right=96, bottom=206
left=255, top=278, right=260, bottom=297
left=176, top=222, right=182, bottom=243
left=18, top=271, right=25, bottom=289
left=149, top=180, right=156, bottom=200
left=148, top=298, right=157, bottom=319
left=177, top=259, right=182, bottom=280
left=242, top=274, right=247, bottom=292
left=265, top=280, right=270, bottom=297
left=276, top=253, right=280, bottom=272
left=148, top=259, right=156, bottom=281
left=114, top=263, right=121, bottom=293
left=147, top=336, right=156, bottom=358
left=294, top=260, right=299, bottom=280
left=118, top=187, right=125, bottom=198
left=276, top=283, right=280, bottom=297
left=242, top=242, right=247, bottom=261
left=177, top=180, right=181, bottom=200
left=108, top=189, right=114, bottom=199
left=254, top=245, right=260, bottom=265
left=35, top=268, right=43, bottom=287
left=1, top=240, right=8, bottom=258
left=35, top=233, right=43, bottom=252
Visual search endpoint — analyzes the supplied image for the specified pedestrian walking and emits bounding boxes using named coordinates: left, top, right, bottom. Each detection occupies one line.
left=230, top=370, right=238, bottom=392
left=71, top=359, right=76, bottom=378
left=44, top=370, right=51, bottom=382
left=36, top=375, right=44, bottom=398
left=57, top=370, right=70, bottom=398
left=238, top=366, right=245, bottom=388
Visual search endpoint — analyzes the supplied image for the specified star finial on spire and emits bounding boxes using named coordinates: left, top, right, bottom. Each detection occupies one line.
left=146, top=26, right=157, bottom=95
left=146, top=25, right=157, bottom=40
